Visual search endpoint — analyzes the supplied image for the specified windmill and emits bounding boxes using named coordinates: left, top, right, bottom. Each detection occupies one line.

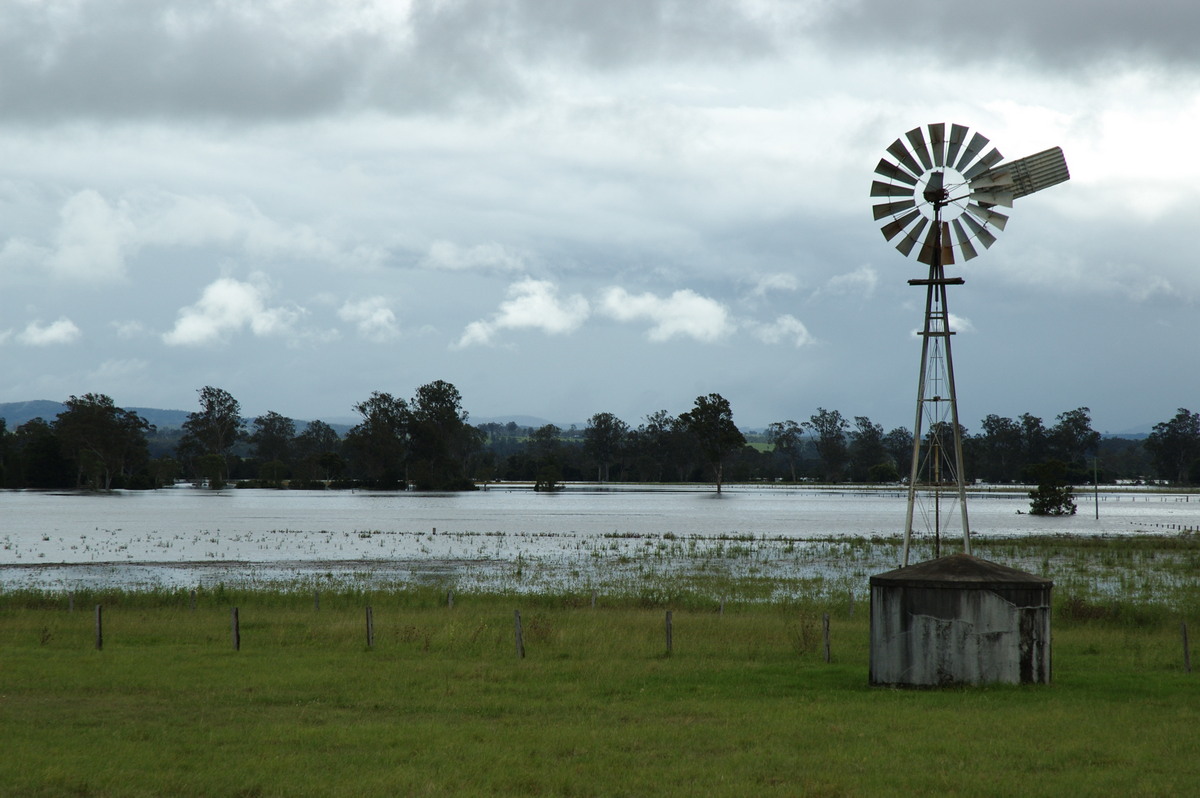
left=871, top=123, right=1069, bottom=566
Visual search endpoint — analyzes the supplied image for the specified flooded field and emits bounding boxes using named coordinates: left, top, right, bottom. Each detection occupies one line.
left=2, top=483, right=1196, bottom=595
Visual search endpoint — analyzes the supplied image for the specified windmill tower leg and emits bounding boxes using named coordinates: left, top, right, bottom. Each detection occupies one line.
left=902, top=219, right=971, bottom=566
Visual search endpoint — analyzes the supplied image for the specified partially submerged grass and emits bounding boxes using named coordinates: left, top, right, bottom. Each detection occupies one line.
left=2, top=533, right=1197, bottom=796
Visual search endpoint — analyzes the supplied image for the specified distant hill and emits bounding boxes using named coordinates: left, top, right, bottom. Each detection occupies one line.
left=0, top=400, right=352, bottom=436
left=0, top=400, right=68, bottom=427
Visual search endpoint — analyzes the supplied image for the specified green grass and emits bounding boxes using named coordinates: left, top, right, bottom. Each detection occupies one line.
left=2, top=591, right=1197, bottom=797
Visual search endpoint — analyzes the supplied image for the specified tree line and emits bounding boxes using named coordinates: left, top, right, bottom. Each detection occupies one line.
left=1, top=381, right=1198, bottom=491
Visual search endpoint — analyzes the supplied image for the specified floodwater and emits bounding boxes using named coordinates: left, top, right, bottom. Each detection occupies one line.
left=1, top=483, right=1195, bottom=591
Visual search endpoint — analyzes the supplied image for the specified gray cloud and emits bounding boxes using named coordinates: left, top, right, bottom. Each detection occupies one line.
left=812, top=0, right=1200, bottom=70
left=0, top=0, right=780, bottom=123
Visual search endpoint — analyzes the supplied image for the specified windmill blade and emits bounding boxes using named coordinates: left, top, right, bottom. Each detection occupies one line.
left=969, top=189, right=1014, bottom=208
left=946, top=124, right=968, bottom=168
left=871, top=180, right=916, bottom=198
left=881, top=208, right=922, bottom=241
left=966, top=203, right=1009, bottom=230
left=887, top=138, right=924, bottom=180
left=916, top=221, right=941, bottom=265
left=962, top=147, right=1004, bottom=180
left=940, top=222, right=955, bottom=266
left=873, top=198, right=917, bottom=220
left=960, top=212, right=998, bottom=249
left=906, top=127, right=934, bottom=171
left=1002, top=146, right=1071, bottom=199
left=954, top=131, right=989, bottom=173
left=874, top=157, right=919, bottom=186
left=929, top=123, right=946, bottom=167
left=896, top=217, right=929, bottom=257
left=951, top=219, right=979, bottom=261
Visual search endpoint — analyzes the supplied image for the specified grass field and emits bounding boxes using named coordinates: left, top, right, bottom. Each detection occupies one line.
left=2, top=572, right=1197, bottom=797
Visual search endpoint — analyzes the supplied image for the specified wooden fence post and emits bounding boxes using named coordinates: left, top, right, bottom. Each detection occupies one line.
left=231, top=607, right=240, bottom=651
left=447, top=590, right=454, bottom=609
left=190, top=590, right=196, bottom=612
left=514, top=610, right=525, bottom=659
left=822, top=613, right=831, bottom=663
left=94, top=604, right=103, bottom=651
left=591, top=590, right=597, bottom=609
left=665, top=610, right=673, bottom=657
left=1183, top=622, right=1192, bottom=674
left=366, top=606, right=375, bottom=648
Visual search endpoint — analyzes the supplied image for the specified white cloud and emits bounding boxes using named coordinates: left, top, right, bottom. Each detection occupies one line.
left=820, top=266, right=879, bottom=298
left=112, top=320, right=150, bottom=339
left=748, top=315, right=815, bottom=347
left=163, top=276, right=301, bottom=346
left=599, top=287, right=734, bottom=343
left=338, top=297, right=400, bottom=342
left=47, top=190, right=135, bottom=282
left=422, top=240, right=527, bottom=273
left=454, top=278, right=590, bottom=348
left=747, top=272, right=800, bottom=299
left=89, top=358, right=148, bottom=381
left=19, top=317, right=81, bottom=346
left=949, top=313, right=974, bottom=334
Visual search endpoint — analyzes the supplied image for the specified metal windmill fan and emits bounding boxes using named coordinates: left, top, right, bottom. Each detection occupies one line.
left=871, top=123, right=1070, bottom=565
left=872, top=123, right=1069, bottom=264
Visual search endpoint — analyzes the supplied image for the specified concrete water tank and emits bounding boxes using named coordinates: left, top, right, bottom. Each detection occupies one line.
left=869, top=553, right=1053, bottom=687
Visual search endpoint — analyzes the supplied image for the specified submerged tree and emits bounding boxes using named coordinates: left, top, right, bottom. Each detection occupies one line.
left=55, top=393, right=152, bottom=490
left=179, top=387, right=243, bottom=487
left=1028, top=460, right=1077, bottom=516
left=1144, top=408, right=1200, bottom=485
left=583, top=412, right=629, bottom=482
left=407, top=380, right=481, bottom=490
left=766, top=420, right=804, bottom=482
left=805, top=408, right=849, bottom=482
left=679, top=393, right=745, bottom=493
left=345, top=392, right=409, bottom=487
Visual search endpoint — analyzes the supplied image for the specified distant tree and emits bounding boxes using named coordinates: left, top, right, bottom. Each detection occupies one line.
left=11, top=418, right=73, bottom=488
left=407, top=380, right=481, bottom=490
left=883, top=426, right=914, bottom=478
left=294, top=420, right=340, bottom=458
left=583, top=412, right=630, bottom=482
left=54, top=393, right=152, bottom=490
left=1144, top=408, right=1200, bottom=484
left=848, top=416, right=887, bottom=482
left=766, top=420, right=804, bottom=482
left=679, top=393, right=746, bottom=493
left=1019, top=413, right=1048, bottom=467
left=249, top=411, right=295, bottom=467
left=293, top=420, right=342, bottom=481
left=976, top=414, right=1023, bottom=483
left=530, top=424, right=563, bottom=490
left=345, top=392, right=409, bottom=487
left=1028, top=460, right=1077, bottom=516
left=804, top=408, right=849, bottom=482
left=631, top=410, right=690, bottom=482
left=179, top=387, right=243, bottom=486
left=1049, top=407, right=1101, bottom=470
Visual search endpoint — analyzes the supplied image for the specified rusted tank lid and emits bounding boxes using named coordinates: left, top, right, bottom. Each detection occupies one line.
left=870, top=553, right=1052, bottom=589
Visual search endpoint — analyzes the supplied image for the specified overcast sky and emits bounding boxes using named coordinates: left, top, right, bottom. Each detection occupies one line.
left=1, top=0, right=1196, bottom=434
